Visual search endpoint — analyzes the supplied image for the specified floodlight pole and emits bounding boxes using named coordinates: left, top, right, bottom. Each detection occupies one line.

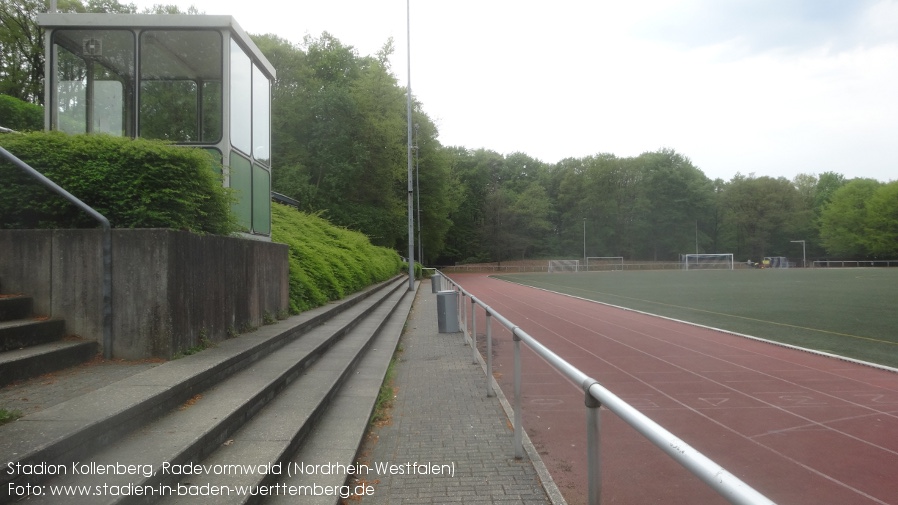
left=790, top=240, right=806, bottom=268
left=406, top=0, right=415, bottom=291
left=415, top=123, right=422, bottom=265
left=583, top=218, right=586, bottom=265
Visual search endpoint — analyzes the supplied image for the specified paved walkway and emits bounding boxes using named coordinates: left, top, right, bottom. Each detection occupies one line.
left=356, top=286, right=555, bottom=505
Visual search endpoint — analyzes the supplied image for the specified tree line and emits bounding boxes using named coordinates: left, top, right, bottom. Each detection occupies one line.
left=2, top=1, right=896, bottom=264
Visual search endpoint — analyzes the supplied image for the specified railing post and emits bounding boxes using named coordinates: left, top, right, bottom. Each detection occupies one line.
left=459, top=290, right=466, bottom=338
left=586, top=384, right=602, bottom=505
left=462, top=291, right=468, bottom=340
left=471, top=303, right=478, bottom=363
left=513, top=328, right=523, bottom=459
left=486, top=312, right=494, bottom=397
left=471, top=299, right=477, bottom=351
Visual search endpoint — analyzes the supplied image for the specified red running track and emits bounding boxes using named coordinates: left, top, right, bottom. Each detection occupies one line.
left=450, top=274, right=898, bottom=505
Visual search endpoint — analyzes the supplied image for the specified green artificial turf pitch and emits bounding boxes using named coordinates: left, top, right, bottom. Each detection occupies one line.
left=496, top=268, right=898, bottom=368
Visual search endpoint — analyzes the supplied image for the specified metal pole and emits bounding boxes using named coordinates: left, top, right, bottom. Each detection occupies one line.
left=415, top=123, right=422, bottom=265
left=586, top=388, right=602, bottom=505
left=461, top=291, right=468, bottom=340
left=471, top=298, right=477, bottom=351
left=405, top=0, right=414, bottom=291
left=486, top=313, right=494, bottom=397
left=513, top=329, right=524, bottom=459
left=583, top=217, right=586, bottom=268
left=472, top=300, right=478, bottom=363
left=791, top=240, right=806, bottom=268
left=1, top=147, right=113, bottom=359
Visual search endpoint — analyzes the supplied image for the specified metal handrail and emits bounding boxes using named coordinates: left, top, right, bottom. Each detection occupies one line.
left=1, top=146, right=113, bottom=359
left=437, top=271, right=775, bottom=505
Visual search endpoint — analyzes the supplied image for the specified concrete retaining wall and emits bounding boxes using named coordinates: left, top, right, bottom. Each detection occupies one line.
left=0, top=229, right=289, bottom=359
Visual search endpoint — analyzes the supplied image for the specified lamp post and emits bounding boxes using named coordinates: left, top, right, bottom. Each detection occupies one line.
left=405, top=0, right=414, bottom=291
left=583, top=218, right=586, bottom=267
left=790, top=240, right=806, bottom=268
left=415, top=123, right=422, bottom=265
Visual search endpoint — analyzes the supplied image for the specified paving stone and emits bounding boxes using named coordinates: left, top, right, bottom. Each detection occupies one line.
left=358, top=288, right=553, bottom=504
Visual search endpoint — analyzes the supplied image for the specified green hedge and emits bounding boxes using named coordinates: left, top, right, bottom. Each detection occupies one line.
left=1, top=130, right=404, bottom=314
left=0, top=95, right=43, bottom=132
left=272, top=203, right=403, bottom=314
left=0, top=132, right=236, bottom=234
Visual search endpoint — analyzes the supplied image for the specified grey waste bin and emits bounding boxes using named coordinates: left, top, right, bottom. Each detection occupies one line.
left=436, top=290, right=459, bottom=333
left=431, top=273, right=442, bottom=293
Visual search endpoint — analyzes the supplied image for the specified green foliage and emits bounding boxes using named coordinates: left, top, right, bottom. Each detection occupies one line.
left=271, top=203, right=403, bottom=314
left=863, top=181, right=898, bottom=257
left=0, top=0, right=46, bottom=103
left=172, top=334, right=214, bottom=359
left=0, top=2, right=887, bottom=265
left=401, top=260, right=425, bottom=279
left=255, top=33, right=455, bottom=260
left=0, top=0, right=139, bottom=105
left=0, top=131, right=236, bottom=234
left=0, top=94, right=42, bottom=130
left=0, top=408, right=22, bottom=425
left=819, top=178, right=882, bottom=258
left=720, top=174, right=803, bottom=260
left=369, top=342, right=401, bottom=426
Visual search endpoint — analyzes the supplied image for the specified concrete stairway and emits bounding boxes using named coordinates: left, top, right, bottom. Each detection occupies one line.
left=1, top=275, right=415, bottom=504
left=0, top=287, right=98, bottom=387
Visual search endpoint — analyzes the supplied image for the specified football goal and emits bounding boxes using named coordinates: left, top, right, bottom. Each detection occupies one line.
left=586, top=256, right=624, bottom=271
left=548, top=259, right=580, bottom=272
left=682, top=253, right=734, bottom=270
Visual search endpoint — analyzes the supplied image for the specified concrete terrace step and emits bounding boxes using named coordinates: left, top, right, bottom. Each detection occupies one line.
left=0, top=290, right=97, bottom=386
left=0, top=318, right=66, bottom=352
left=166, top=282, right=413, bottom=505
left=0, top=339, right=99, bottom=385
left=0, top=276, right=411, bottom=503
left=269, top=283, right=414, bottom=505
left=0, top=295, right=33, bottom=322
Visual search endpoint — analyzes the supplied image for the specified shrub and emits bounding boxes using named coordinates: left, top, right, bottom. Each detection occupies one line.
left=0, top=95, right=43, bottom=132
left=0, top=131, right=236, bottom=234
left=271, top=203, right=403, bottom=313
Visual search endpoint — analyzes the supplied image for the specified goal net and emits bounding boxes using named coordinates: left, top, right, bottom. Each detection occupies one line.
left=548, top=259, right=580, bottom=272
left=682, top=253, right=734, bottom=270
left=586, top=256, right=624, bottom=271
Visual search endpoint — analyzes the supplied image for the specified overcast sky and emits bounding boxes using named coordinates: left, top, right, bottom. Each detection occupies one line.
left=134, top=0, right=897, bottom=182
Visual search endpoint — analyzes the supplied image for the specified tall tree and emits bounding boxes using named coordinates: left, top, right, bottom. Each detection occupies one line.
left=440, top=148, right=501, bottom=263
left=0, top=0, right=180, bottom=105
left=638, top=149, right=713, bottom=260
left=818, top=178, right=881, bottom=258
left=863, top=181, right=898, bottom=258
left=720, top=174, right=803, bottom=260
left=0, top=0, right=52, bottom=103
left=257, top=32, right=454, bottom=257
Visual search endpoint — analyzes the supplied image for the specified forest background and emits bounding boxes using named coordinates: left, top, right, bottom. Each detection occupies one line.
left=2, top=0, right=896, bottom=265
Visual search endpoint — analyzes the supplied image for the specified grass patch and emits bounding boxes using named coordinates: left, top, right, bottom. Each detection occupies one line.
left=172, top=335, right=215, bottom=360
left=497, top=269, right=898, bottom=368
left=0, top=408, right=23, bottom=426
left=370, top=343, right=403, bottom=427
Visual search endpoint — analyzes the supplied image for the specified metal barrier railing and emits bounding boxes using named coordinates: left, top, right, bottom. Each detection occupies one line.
left=434, top=271, right=775, bottom=505
left=1, top=146, right=113, bottom=359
